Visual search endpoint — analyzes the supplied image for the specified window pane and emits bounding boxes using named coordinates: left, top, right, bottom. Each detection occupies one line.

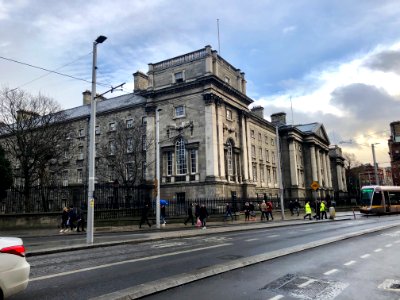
left=175, top=138, right=187, bottom=175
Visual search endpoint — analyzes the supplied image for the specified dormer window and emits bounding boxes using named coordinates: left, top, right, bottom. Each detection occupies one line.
left=174, top=71, right=184, bottom=83
left=109, top=122, right=116, bottom=132
left=224, top=76, right=230, bottom=84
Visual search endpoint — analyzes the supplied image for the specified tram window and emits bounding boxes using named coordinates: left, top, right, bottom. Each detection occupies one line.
left=372, top=191, right=382, bottom=206
left=388, top=192, right=400, bottom=205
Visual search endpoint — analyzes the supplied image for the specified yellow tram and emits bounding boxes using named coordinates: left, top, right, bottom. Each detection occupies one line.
left=359, top=185, right=400, bottom=214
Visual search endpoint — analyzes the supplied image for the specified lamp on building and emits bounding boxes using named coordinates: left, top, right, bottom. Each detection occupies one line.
left=87, top=35, right=107, bottom=244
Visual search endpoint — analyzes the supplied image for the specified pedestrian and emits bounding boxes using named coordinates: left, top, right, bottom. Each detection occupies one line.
left=60, top=207, right=69, bottom=233
left=249, top=202, right=256, bottom=220
left=224, top=203, right=233, bottom=221
left=67, top=205, right=77, bottom=231
left=260, top=200, right=268, bottom=221
left=139, top=201, right=152, bottom=228
left=293, top=199, right=301, bottom=216
left=76, top=206, right=85, bottom=232
left=266, top=201, right=274, bottom=221
left=313, top=200, right=321, bottom=220
left=184, top=203, right=195, bottom=225
left=199, top=204, right=209, bottom=229
left=288, top=200, right=294, bottom=216
left=244, top=202, right=250, bottom=221
left=160, top=204, right=166, bottom=225
left=304, top=201, right=312, bottom=220
left=320, top=200, right=327, bottom=219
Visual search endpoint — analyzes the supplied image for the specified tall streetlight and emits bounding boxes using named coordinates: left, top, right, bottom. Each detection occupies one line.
left=371, top=143, right=380, bottom=186
left=155, top=108, right=162, bottom=229
left=87, top=35, right=107, bottom=244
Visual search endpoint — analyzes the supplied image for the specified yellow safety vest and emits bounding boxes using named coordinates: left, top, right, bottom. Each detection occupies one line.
left=305, top=203, right=312, bottom=214
left=320, top=202, right=326, bottom=212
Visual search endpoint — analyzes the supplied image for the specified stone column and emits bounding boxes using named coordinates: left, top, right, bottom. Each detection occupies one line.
left=289, top=140, right=298, bottom=186
left=326, top=155, right=332, bottom=188
left=336, top=164, right=343, bottom=191
left=315, top=148, right=322, bottom=183
left=322, top=152, right=329, bottom=188
left=342, top=166, right=347, bottom=192
left=216, top=101, right=225, bottom=179
left=310, top=145, right=318, bottom=182
left=240, top=114, right=249, bottom=181
left=204, top=95, right=219, bottom=180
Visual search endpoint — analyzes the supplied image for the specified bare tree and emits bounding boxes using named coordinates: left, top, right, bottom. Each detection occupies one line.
left=0, top=87, right=71, bottom=211
left=343, top=152, right=362, bottom=197
left=96, top=117, right=154, bottom=206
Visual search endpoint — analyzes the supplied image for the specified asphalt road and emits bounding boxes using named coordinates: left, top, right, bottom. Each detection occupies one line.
left=9, top=215, right=400, bottom=300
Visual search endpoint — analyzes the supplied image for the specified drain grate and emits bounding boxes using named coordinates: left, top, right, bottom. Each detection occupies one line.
left=262, top=273, right=348, bottom=299
left=378, top=279, right=400, bottom=292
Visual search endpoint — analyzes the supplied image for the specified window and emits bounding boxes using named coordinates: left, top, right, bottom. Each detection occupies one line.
left=252, top=164, right=257, bottom=182
left=109, top=140, right=115, bottom=155
left=265, top=135, right=268, bottom=144
left=126, top=163, right=133, bottom=181
left=62, top=170, right=68, bottom=187
left=190, top=149, right=197, bottom=174
left=271, top=138, right=275, bottom=146
left=167, top=152, right=173, bottom=176
left=267, top=167, right=271, bottom=183
left=77, top=169, right=83, bottom=184
left=227, top=141, right=233, bottom=175
left=78, top=146, right=84, bottom=160
left=66, top=132, right=73, bottom=140
left=174, top=71, right=184, bottom=83
left=273, top=168, right=277, bottom=184
left=142, top=160, right=147, bottom=179
left=95, top=143, right=99, bottom=157
left=251, top=145, right=256, bottom=158
left=142, top=135, right=147, bottom=151
left=108, top=165, right=115, bottom=182
left=126, top=119, right=133, bottom=129
left=142, top=116, right=147, bottom=126
left=175, top=106, right=185, bottom=118
left=78, top=129, right=85, bottom=137
left=175, top=138, right=187, bottom=175
left=109, top=122, right=116, bottom=131
left=224, top=76, right=231, bottom=84
left=260, top=165, right=265, bottom=182
left=127, top=138, right=133, bottom=153
left=226, top=109, right=232, bottom=121
left=258, top=133, right=262, bottom=141
left=259, top=147, right=263, bottom=160
left=63, top=149, right=69, bottom=160
left=250, top=130, right=255, bottom=138
left=266, top=149, right=270, bottom=162
left=95, top=126, right=101, bottom=135
left=272, top=151, right=276, bottom=164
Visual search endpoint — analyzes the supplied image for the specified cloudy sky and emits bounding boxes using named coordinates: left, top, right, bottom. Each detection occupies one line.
left=1, top=0, right=399, bottom=166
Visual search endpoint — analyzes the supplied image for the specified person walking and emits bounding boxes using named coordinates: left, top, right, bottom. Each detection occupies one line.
left=266, top=201, right=274, bottom=221
left=184, top=203, right=195, bottom=225
left=320, top=200, right=327, bottom=219
left=76, top=206, right=85, bottom=232
left=288, top=200, right=294, bottom=216
left=260, top=200, right=268, bottom=221
left=67, top=205, right=77, bottom=231
left=244, top=202, right=250, bottom=221
left=60, top=207, right=69, bottom=233
left=224, top=203, right=233, bottom=221
left=293, top=199, right=301, bottom=216
left=304, top=201, right=312, bottom=220
left=199, top=204, right=209, bottom=229
left=139, top=201, right=152, bottom=228
left=313, top=200, right=321, bottom=220
left=160, top=204, right=167, bottom=225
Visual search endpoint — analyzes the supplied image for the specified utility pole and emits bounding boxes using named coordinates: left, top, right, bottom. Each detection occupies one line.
left=275, top=125, right=285, bottom=220
left=155, top=108, right=161, bottom=229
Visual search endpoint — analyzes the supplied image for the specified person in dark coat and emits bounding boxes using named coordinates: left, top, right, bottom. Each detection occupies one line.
left=160, top=205, right=166, bottom=225
left=224, top=203, right=233, bottom=221
left=244, top=202, right=250, bottom=221
left=199, top=204, right=209, bottom=229
left=288, top=200, right=295, bottom=216
left=195, top=203, right=200, bottom=220
left=139, top=202, right=152, bottom=228
left=184, top=203, right=195, bottom=225
left=313, top=200, right=321, bottom=220
left=76, top=206, right=85, bottom=232
left=60, top=207, right=69, bottom=233
left=68, top=205, right=77, bottom=231
left=293, top=199, right=301, bottom=216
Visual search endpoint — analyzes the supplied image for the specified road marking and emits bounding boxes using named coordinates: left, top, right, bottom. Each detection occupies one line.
left=245, top=238, right=259, bottom=242
left=324, top=269, right=339, bottom=275
left=360, top=254, right=370, bottom=259
left=374, top=248, right=383, bottom=252
left=151, top=242, right=185, bottom=248
left=385, top=244, right=392, bottom=248
left=344, top=260, right=356, bottom=266
left=29, top=243, right=232, bottom=282
left=301, top=228, right=312, bottom=232
left=298, top=278, right=317, bottom=287
left=269, top=295, right=284, bottom=300
left=268, top=234, right=280, bottom=238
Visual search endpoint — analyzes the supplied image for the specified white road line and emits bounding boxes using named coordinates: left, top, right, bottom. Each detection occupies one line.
left=324, top=269, right=339, bottom=275
left=298, top=279, right=317, bottom=287
left=344, top=260, right=356, bottom=266
left=30, top=243, right=232, bottom=282
left=301, top=228, right=312, bottom=232
left=360, top=254, right=370, bottom=259
left=268, top=235, right=280, bottom=238
left=245, top=238, right=259, bottom=242
left=385, top=244, right=393, bottom=248
left=374, top=248, right=383, bottom=252
left=269, top=295, right=284, bottom=300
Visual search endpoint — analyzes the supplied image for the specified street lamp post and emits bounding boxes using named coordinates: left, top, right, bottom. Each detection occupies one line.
left=155, top=108, right=161, bottom=229
left=87, top=35, right=107, bottom=244
left=275, top=125, right=285, bottom=220
left=371, top=143, right=379, bottom=186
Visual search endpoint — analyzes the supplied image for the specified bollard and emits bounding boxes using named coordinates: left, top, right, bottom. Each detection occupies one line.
left=329, top=206, right=336, bottom=220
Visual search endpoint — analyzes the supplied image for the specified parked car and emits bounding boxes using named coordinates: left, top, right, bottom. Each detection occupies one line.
left=0, top=237, right=30, bottom=299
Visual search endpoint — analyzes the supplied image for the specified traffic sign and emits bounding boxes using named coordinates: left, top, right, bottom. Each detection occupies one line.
left=311, top=181, right=320, bottom=191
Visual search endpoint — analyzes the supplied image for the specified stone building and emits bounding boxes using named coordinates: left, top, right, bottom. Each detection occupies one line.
left=272, top=112, right=346, bottom=200
left=328, top=145, right=348, bottom=200
left=388, top=121, right=400, bottom=186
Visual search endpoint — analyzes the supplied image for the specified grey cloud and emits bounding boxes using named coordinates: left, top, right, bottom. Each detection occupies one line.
left=363, top=50, right=400, bottom=75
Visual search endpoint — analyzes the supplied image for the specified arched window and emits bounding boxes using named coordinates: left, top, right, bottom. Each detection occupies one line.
left=227, top=140, right=233, bottom=176
left=175, top=138, right=187, bottom=175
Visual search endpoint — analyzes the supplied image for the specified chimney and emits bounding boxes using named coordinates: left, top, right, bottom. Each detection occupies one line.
left=251, top=106, right=264, bottom=119
left=83, top=90, right=91, bottom=105
left=271, top=112, right=287, bottom=126
left=133, top=71, right=149, bottom=92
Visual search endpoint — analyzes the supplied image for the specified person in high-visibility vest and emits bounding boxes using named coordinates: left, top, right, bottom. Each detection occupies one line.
left=320, top=201, right=327, bottom=219
left=304, top=201, right=312, bottom=220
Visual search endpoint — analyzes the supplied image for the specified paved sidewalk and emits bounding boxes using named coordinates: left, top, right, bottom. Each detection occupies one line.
left=1, top=211, right=359, bottom=256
